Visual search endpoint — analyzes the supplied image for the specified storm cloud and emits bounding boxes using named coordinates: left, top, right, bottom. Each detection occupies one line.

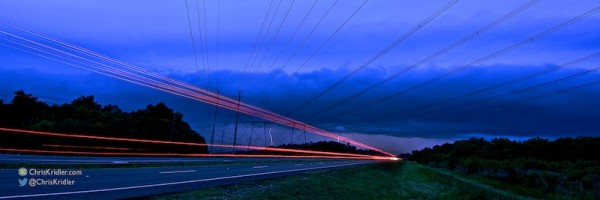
left=2, top=62, right=598, bottom=141
left=1, top=0, right=600, bottom=154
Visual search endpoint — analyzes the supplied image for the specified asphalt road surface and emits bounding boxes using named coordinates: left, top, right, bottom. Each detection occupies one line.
left=0, top=154, right=377, bottom=199
left=0, top=154, right=329, bottom=164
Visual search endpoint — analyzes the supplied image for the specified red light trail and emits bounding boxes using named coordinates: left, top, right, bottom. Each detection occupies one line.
left=0, top=148, right=392, bottom=160
left=0, top=127, right=391, bottom=160
left=0, top=21, right=395, bottom=157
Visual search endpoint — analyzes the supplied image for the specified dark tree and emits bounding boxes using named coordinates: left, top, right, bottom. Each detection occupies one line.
left=406, top=137, right=600, bottom=198
left=7, top=90, right=48, bottom=128
left=0, top=90, right=207, bottom=154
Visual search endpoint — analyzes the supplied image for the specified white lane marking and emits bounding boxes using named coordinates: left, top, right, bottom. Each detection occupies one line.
left=252, top=166, right=268, bottom=169
left=318, top=162, right=324, bottom=165
left=159, top=170, right=197, bottom=174
left=294, top=164, right=304, bottom=166
left=0, top=162, right=369, bottom=199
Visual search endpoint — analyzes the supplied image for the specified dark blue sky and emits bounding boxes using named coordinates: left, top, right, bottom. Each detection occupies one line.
left=1, top=0, right=599, bottom=154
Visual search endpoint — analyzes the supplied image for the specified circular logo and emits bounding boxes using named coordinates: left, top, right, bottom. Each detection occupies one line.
left=28, top=178, right=36, bottom=187
left=18, top=167, right=27, bottom=176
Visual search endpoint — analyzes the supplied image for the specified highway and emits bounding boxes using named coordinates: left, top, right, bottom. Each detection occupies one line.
left=0, top=154, right=327, bottom=164
left=0, top=154, right=377, bottom=199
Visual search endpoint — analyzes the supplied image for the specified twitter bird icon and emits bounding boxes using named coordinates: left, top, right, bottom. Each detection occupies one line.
left=18, top=178, right=28, bottom=187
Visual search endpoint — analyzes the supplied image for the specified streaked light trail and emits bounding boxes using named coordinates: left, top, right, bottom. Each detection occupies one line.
left=0, top=21, right=394, bottom=157
left=0, top=127, right=392, bottom=159
left=0, top=148, right=393, bottom=160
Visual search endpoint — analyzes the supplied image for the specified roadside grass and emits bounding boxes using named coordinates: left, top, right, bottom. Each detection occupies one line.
left=150, top=161, right=532, bottom=200
left=432, top=168, right=593, bottom=200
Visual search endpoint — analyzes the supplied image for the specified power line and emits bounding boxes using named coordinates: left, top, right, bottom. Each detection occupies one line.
left=202, top=0, right=209, bottom=67
left=215, top=0, right=221, bottom=90
left=319, top=4, right=600, bottom=122
left=246, top=0, right=320, bottom=103
left=185, top=0, right=219, bottom=126
left=0, top=23, right=396, bottom=156
left=415, top=63, right=600, bottom=121
left=285, top=0, right=460, bottom=117
left=246, top=0, right=286, bottom=74
left=209, top=90, right=220, bottom=152
left=237, top=0, right=278, bottom=90
left=424, top=77, right=600, bottom=123
left=253, top=0, right=339, bottom=104
left=300, top=0, right=541, bottom=120
left=195, top=0, right=210, bottom=89
left=243, top=0, right=284, bottom=82
left=244, top=0, right=296, bottom=100
left=241, top=0, right=297, bottom=95
left=345, top=51, right=600, bottom=125
left=184, top=0, right=202, bottom=78
left=201, top=0, right=211, bottom=90
left=252, top=0, right=297, bottom=77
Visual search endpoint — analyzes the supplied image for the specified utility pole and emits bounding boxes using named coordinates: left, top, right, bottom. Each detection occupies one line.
left=219, top=129, right=225, bottom=153
left=290, top=123, right=295, bottom=144
left=247, top=122, right=255, bottom=148
left=245, top=120, right=272, bottom=147
left=263, top=123, right=268, bottom=147
left=290, top=122, right=308, bottom=144
left=232, top=90, right=241, bottom=153
left=209, top=90, right=220, bottom=153
left=303, top=124, right=307, bottom=144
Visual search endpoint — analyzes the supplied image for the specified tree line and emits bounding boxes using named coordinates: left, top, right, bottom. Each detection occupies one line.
left=403, top=137, right=600, bottom=199
left=241, top=141, right=381, bottom=156
left=0, top=90, right=208, bottom=154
